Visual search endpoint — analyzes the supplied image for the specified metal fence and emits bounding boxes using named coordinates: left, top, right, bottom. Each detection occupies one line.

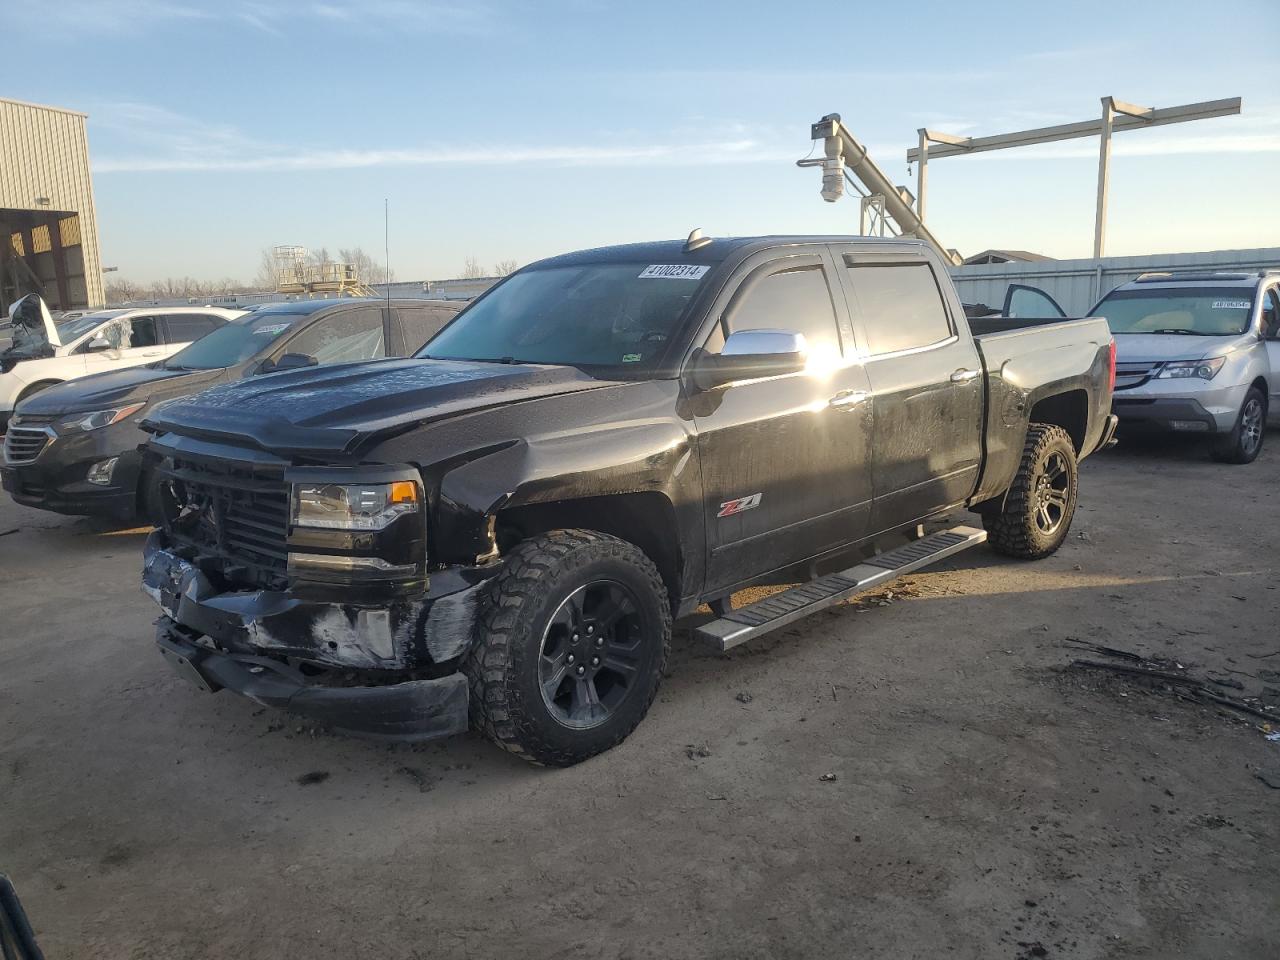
left=950, top=246, right=1280, bottom=316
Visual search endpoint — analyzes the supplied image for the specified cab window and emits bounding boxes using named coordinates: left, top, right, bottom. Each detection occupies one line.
left=284, top=308, right=386, bottom=365
left=845, top=263, right=952, bottom=355
left=723, top=263, right=842, bottom=356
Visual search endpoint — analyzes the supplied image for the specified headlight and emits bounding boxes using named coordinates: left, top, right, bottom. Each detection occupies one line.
left=1157, top=358, right=1225, bottom=381
left=60, top=401, right=146, bottom=432
left=292, top=480, right=420, bottom=531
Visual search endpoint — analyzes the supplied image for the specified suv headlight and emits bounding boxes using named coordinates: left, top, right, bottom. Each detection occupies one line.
left=292, top=480, right=420, bottom=531
left=59, top=401, right=146, bottom=432
left=1157, top=358, right=1225, bottom=381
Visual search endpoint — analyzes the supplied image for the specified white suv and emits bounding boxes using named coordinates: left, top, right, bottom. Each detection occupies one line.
left=0, top=303, right=243, bottom=431
left=1098, top=271, right=1278, bottom=464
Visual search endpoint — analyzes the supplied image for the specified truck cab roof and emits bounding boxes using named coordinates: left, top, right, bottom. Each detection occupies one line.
left=535, top=235, right=931, bottom=269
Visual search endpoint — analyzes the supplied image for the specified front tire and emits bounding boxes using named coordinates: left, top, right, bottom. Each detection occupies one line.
left=464, top=530, right=671, bottom=766
left=984, top=423, right=1079, bottom=560
left=1210, top=387, right=1265, bottom=464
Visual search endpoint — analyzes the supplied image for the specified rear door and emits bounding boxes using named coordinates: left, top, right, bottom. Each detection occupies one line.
left=1262, top=286, right=1280, bottom=420
left=394, top=303, right=461, bottom=354
left=161, top=313, right=225, bottom=351
left=692, top=248, right=874, bottom=593
left=836, top=249, right=983, bottom=534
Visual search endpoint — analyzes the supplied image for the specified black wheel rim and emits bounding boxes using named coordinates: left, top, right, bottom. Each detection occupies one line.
left=538, top=580, right=645, bottom=730
left=1033, top=450, right=1070, bottom=535
left=1241, top=397, right=1264, bottom=456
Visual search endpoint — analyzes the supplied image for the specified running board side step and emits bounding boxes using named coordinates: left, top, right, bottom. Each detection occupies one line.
left=694, top=525, right=987, bottom=652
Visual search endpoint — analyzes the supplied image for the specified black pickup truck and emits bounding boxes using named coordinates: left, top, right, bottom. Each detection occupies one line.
left=140, top=235, right=1117, bottom=765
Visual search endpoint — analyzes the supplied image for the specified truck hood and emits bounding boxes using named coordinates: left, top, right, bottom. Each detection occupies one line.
left=18, top=364, right=226, bottom=416
left=142, top=358, right=619, bottom=456
left=1113, top=332, right=1254, bottom=363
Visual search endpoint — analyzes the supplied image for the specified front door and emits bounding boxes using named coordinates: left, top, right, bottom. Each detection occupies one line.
left=837, top=253, right=984, bottom=534
left=692, top=250, right=874, bottom=594
left=1262, top=287, right=1280, bottom=423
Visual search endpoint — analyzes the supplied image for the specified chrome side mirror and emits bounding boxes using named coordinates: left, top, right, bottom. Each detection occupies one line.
left=693, top=329, right=807, bottom=390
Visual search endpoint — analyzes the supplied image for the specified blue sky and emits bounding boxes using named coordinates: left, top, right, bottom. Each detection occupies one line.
left=3, top=0, right=1278, bottom=284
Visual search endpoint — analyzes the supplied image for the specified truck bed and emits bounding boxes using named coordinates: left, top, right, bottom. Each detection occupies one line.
left=969, top=315, right=1114, bottom=504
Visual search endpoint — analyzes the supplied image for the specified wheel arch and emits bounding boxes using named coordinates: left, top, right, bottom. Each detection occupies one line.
left=494, top=491, right=683, bottom=609
left=1027, top=389, right=1089, bottom=453
left=15, top=379, right=64, bottom=405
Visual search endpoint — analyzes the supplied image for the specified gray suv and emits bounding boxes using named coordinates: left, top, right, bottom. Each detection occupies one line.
left=1098, top=271, right=1279, bottom=463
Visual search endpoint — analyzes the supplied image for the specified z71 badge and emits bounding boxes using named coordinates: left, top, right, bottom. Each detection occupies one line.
left=717, top=493, right=762, bottom=518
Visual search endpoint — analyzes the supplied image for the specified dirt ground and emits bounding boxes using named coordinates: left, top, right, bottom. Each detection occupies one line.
left=2, top=433, right=1278, bottom=959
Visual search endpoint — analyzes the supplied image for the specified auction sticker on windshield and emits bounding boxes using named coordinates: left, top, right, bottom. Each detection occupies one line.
left=1211, top=300, right=1251, bottom=310
left=639, top=264, right=709, bottom=280
left=252, top=323, right=290, bottom=335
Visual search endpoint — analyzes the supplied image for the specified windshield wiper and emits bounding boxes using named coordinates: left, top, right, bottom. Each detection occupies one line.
left=1150, top=329, right=1211, bottom=336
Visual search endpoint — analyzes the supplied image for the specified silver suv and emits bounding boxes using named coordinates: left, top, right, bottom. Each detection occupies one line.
left=1096, top=271, right=1279, bottom=464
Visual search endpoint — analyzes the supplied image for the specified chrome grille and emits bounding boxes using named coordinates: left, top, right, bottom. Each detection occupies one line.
left=161, top=456, right=290, bottom=588
left=1114, top=361, right=1163, bottom=390
left=3, top=425, right=54, bottom=464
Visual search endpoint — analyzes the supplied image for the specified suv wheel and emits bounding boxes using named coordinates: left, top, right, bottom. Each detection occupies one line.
left=983, top=423, right=1079, bottom=560
left=1210, top=387, right=1266, bottom=464
left=464, top=529, right=670, bottom=766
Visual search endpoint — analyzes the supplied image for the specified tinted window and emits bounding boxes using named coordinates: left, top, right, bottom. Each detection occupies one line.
left=397, top=305, right=458, bottom=353
left=725, top=263, right=840, bottom=355
left=163, top=314, right=222, bottom=343
left=1095, top=287, right=1255, bottom=336
left=163, top=313, right=303, bottom=370
left=423, top=263, right=709, bottom=375
left=1006, top=285, right=1065, bottom=319
left=847, top=264, right=951, bottom=355
left=286, top=308, right=386, bottom=365
left=129, top=316, right=159, bottom=348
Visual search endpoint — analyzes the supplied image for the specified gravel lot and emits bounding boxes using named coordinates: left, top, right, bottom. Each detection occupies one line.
left=2, top=434, right=1278, bottom=959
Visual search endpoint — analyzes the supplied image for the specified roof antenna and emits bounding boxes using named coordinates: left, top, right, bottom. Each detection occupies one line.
left=384, top=197, right=391, bottom=314
left=684, top=227, right=712, bottom=253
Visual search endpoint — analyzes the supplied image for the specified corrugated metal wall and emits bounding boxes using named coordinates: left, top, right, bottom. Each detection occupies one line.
left=0, top=97, right=104, bottom=308
left=950, top=247, right=1280, bottom=316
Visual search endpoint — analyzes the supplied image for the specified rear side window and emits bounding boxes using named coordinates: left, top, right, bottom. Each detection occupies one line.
left=129, top=316, right=160, bottom=348
left=1262, top=289, right=1279, bottom=340
left=724, top=263, right=841, bottom=355
left=163, top=314, right=222, bottom=344
left=397, top=305, right=459, bottom=353
left=846, top=263, right=952, bottom=355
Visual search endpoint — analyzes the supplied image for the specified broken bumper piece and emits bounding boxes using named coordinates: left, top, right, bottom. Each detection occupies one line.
left=156, top=619, right=469, bottom=741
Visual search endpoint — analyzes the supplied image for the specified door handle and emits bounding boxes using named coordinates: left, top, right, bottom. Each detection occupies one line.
left=828, top=389, right=869, bottom=409
left=950, top=368, right=979, bottom=383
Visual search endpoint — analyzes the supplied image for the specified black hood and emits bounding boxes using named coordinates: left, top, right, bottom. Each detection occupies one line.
left=18, top=364, right=227, bottom=416
left=142, top=358, right=618, bottom=456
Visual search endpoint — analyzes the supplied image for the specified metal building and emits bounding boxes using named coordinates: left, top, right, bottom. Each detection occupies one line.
left=0, top=97, right=104, bottom=314
left=950, top=246, right=1280, bottom=316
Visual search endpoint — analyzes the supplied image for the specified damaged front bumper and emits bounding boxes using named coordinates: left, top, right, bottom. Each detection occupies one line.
left=142, top=531, right=494, bottom=742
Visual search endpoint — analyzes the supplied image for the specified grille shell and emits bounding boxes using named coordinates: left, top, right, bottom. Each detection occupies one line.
left=3, top=424, right=55, bottom=464
left=160, top=454, right=291, bottom=589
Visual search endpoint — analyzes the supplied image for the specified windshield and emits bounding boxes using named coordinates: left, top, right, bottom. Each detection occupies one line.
left=56, top=313, right=119, bottom=342
left=421, top=262, right=711, bottom=374
left=163, top=314, right=301, bottom=370
left=1096, top=287, right=1255, bottom=336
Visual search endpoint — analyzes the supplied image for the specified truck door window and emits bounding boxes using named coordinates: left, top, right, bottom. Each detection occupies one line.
left=724, top=264, right=841, bottom=357
left=398, top=305, right=458, bottom=352
left=285, top=308, right=386, bottom=365
left=846, top=263, right=952, bottom=355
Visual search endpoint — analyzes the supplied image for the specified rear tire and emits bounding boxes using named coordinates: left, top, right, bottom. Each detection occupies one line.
left=1210, top=387, right=1265, bottom=464
left=464, top=529, right=671, bottom=766
left=984, top=423, right=1079, bottom=560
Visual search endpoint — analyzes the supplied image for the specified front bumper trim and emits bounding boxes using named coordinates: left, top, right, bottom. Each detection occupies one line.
left=156, top=624, right=469, bottom=741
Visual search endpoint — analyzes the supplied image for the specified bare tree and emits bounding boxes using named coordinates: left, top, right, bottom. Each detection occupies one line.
left=339, top=247, right=393, bottom=285
left=308, top=247, right=332, bottom=268
left=254, top=247, right=279, bottom=291
left=492, top=259, right=519, bottom=277
left=459, top=256, right=486, bottom=280
left=104, top=277, right=144, bottom=304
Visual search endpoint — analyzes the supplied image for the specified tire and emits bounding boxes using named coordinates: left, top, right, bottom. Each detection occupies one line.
left=137, top=468, right=164, bottom=525
left=983, top=423, right=1079, bottom=560
left=1210, top=387, right=1266, bottom=464
left=464, top=529, right=671, bottom=766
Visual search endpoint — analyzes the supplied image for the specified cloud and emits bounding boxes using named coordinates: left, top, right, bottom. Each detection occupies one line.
left=19, top=0, right=493, bottom=36
left=90, top=101, right=780, bottom=173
